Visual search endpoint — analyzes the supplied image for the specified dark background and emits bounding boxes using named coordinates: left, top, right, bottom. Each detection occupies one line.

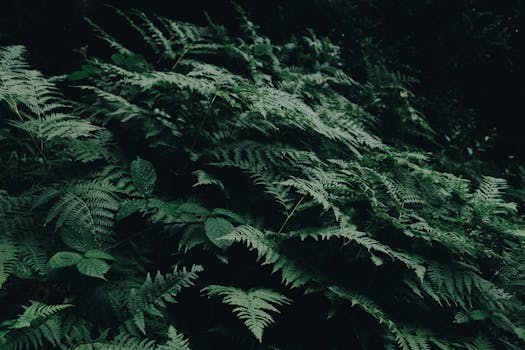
left=1, top=0, right=523, bottom=164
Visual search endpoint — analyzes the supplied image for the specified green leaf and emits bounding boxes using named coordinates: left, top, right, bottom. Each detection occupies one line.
left=76, top=258, right=110, bottom=279
left=116, top=199, right=147, bottom=220
left=68, top=64, right=100, bottom=81
left=85, top=249, right=115, bottom=261
left=131, top=157, right=157, bottom=195
left=48, top=251, right=83, bottom=269
left=204, top=217, right=234, bottom=250
left=111, top=53, right=149, bottom=72
left=211, top=208, right=246, bottom=224
left=469, top=310, right=489, bottom=321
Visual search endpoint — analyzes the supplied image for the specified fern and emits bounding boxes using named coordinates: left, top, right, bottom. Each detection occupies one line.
left=43, top=179, right=120, bottom=243
left=290, top=226, right=426, bottom=279
left=84, top=18, right=132, bottom=56
left=465, top=335, right=495, bottom=350
left=202, top=285, right=290, bottom=342
left=0, top=234, right=18, bottom=288
left=159, top=326, right=191, bottom=350
left=223, top=225, right=316, bottom=287
left=73, top=326, right=190, bottom=350
left=126, top=265, right=203, bottom=334
left=0, top=301, right=71, bottom=350
left=8, top=301, right=72, bottom=329
left=11, top=113, right=101, bottom=141
left=470, top=176, right=517, bottom=217
left=1, top=6, right=525, bottom=350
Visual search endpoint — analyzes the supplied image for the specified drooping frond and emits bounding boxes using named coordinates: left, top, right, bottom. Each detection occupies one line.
left=223, top=225, right=316, bottom=287
left=289, top=226, right=426, bottom=279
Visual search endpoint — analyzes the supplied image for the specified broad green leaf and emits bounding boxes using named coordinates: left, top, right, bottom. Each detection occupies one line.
left=76, top=258, right=110, bottom=279
left=131, top=157, right=156, bottom=195
left=85, top=249, right=115, bottom=261
left=48, top=251, right=83, bottom=269
left=204, top=217, right=234, bottom=250
left=177, top=202, right=210, bottom=218
left=210, top=208, right=246, bottom=224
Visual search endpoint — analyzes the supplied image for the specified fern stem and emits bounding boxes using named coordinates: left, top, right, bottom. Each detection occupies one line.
left=171, top=45, right=190, bottom=70
left=277, top=194, right=306, bottom=234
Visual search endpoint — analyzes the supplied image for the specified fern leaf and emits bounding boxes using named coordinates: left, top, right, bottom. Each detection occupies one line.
left=0, top=234, right=18, bottom=288
left=202, top=285, right=290, bottom=342
left=126, top=265, right=203, bottom=334
left=223, top=225, right=315, bottom=287
left=10, top=301, right=72, bottom=329
left=159, top=326, right=191, bottom=350
left=44, top=180, right=120, bottom=242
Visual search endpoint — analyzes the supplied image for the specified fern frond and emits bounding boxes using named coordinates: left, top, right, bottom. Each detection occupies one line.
left=471, top=176, right=517, bottom=217
left=328, top=286, right=397, bottom=332
left=16, top=235, right=49, bottom=276
left=223, top=225, right=316, bottom=287
left=0, top=45, right=30, bottom=109
left=0, top=234, right=18, bottom=288
left=126, top=265, right=203, bottom=334
left=465, top=335, right=495, bottom=350
left=203, top=285, right=290, bottom=342
left=281, top=169, right=350, bottom=225
left=74, top=335, right=157, bottom=350
left=44, top=180, right=120, bottom=243
left=210, top=142, right=317, bottom=211
left=73, top=326, right=190, bottom=350
left=84, top=17, right=132, bottom=55
left=66, top=130, right=114, bottom=163
left=0, top=46, right=64, bottom=117
left=9, top=301, right=72, bottom=329
left=406, top=262, right=512, bottom=310
left=11, top=113, right=101, bottom=141
left=158, top=326, right=191, bottom=350
left=2, top=316, right=65, bottom=350
left=290, top=226, right=426, bottom=279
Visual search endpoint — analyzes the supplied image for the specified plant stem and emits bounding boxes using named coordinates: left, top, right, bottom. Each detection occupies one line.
left=277, top=194, right=306, bottom=234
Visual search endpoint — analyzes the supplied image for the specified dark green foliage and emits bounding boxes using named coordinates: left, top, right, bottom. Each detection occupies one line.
left=0, top=7, right=524, bottom=350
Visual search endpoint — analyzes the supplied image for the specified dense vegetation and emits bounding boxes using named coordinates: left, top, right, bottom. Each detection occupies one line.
left=1, top=6, right=524, bottom=350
